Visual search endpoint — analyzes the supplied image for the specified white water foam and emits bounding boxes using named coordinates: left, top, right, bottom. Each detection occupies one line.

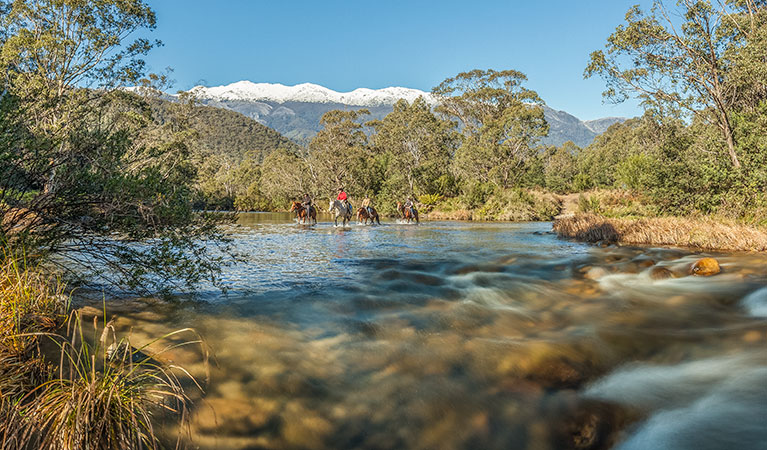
left=742, top=287, right=767, bottom=317
left=585, top=354, right=767, bottom=450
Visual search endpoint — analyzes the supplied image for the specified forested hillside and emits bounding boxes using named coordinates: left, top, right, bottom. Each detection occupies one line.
left=147, top=98, right=301, bottom=210
left=151, top=99, right=300, bottom=161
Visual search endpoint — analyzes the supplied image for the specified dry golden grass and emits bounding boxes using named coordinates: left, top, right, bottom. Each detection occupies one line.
left=0, top=257, right=66, bottom=356
left=554, top=214, right=767, bottom=252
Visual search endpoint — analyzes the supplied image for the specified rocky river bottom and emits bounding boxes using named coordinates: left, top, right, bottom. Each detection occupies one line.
left=76, top=215, right=767, bottom=450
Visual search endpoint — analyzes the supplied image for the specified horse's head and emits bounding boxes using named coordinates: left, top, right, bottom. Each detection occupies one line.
left=328, top=199, right=335, bottom=213
left=289, top=201, right=301, bottom=212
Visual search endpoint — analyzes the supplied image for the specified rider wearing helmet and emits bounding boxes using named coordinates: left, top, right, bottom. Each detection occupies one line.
left=337, top=187, right=351, bottom=215
left=302, top=193, right=312, bottom=218
left=404, top=197, right=416, bottom=217
left=361, top=194, right=374, bottom=217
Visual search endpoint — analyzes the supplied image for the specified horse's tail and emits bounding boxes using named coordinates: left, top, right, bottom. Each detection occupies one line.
left=376, top=214, right=381, bottom=225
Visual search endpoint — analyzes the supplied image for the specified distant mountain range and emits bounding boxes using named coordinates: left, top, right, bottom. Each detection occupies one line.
left=186, top=81, right=627, bottom=148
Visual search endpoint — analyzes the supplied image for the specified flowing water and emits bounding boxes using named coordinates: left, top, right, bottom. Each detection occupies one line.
left=80, top=213, right=767, bottom=450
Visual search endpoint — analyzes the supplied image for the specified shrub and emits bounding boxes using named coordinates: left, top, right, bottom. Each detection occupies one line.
left=418, top=194, right=443, bottom=206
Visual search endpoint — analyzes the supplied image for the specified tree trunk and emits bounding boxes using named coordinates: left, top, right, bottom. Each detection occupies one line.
left=721, top=113, right=741, bottom=169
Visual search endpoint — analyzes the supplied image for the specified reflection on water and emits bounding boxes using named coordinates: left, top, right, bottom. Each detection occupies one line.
left=83, top=213, right=767, bottom=449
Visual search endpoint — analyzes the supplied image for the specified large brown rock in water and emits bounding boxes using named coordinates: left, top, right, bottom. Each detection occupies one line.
left=690, top=258, right=720, bottom=276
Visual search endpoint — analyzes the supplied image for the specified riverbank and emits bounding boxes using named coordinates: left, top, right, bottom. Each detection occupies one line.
left=554, top=213, right=767, bottom=252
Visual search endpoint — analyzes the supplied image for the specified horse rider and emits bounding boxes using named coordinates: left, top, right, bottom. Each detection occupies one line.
left=301, top=192, right=312, bottom=217
left=337, top=187, right=352, bottom=215
left=361, top=194, right=374, bottom=217
left=404, top=197, right=416, bottom=217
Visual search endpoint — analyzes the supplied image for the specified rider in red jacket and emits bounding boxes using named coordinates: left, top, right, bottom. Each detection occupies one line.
left=337, top=187, right=351, bottom=214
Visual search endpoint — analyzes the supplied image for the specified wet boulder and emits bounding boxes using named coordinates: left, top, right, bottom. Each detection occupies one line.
left=690, top=258, right=720, bottom=276
left=649, top=267, right=674, bottom=280
left=636, top=259, right=656, bottom=268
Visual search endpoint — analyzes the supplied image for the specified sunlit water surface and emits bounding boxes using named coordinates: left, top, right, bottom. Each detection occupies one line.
left=79, top=213, right=767, bottom=450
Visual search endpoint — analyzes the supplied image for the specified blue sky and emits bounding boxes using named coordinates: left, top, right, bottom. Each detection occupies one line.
left=142, top=0, right=649, bottom=120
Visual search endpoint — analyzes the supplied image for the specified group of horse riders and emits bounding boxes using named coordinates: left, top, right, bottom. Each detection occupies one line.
left=292, top=187, right=418, bottom=225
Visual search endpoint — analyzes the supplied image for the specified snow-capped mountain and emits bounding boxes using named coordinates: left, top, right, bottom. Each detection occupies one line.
left=184, top=81, right=626, bottom=147
left=191, top=81, right=434, bottom=107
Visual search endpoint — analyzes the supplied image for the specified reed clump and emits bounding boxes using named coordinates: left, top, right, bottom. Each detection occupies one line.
left=0, top=257, right=66, bottom=356
left=554, top=214, right=767, bottom=252
left=0, top=254, right=206, bottom=450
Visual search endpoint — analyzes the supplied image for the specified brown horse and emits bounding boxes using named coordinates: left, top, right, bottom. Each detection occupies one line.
left=357, top=206, right=381, bottom=225
left=290, top=201, right=317, bottom=224
left=396, top=202, right=419, bottom=224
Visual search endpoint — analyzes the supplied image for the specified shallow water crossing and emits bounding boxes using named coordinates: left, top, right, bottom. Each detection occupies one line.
left=83, top=214, right=767, bottom=450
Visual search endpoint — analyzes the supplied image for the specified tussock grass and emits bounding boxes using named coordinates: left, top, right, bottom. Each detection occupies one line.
left=23, top=312, right=205, bottom=450
left=554, top=214, right=767, bottom=252
left=0, top=256, right=66, bottom=356
left=0, top=253, right=208, bottom=450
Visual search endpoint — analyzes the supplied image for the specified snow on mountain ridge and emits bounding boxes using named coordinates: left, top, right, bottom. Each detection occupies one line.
left=190, top=81, right=435, bottom=107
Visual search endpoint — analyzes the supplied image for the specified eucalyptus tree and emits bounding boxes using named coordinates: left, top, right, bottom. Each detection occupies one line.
left=368, top=97, right=457, bottom=198
left=306, top=109, right=375, bottom=198
left=260, top=148, right=312, bottom=207
left=585, top=0, right=767, bottom=169
left=544, top=141, right=580, bottom=193
left=432, top=69, right=549, bottom=189
left=0, top=0, right=232, bottom=292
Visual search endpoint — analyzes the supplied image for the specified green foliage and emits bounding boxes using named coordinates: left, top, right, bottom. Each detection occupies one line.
left=369, top=97, right=456, bottom=198
left=0, top=0, right=234, bottom=292
left=544, top=142, right=579, bottom=193
left=573, top=173, right=593, bottom=192
left=306, top=109, right=375, bottom=197
left=418, top=194, right=443, bottom=206
left=615, top=154, right=656, bottom=190
left=578, top=194, right=602, bottom=215
left=473, top=189, right=560, bottom=221
left=459, top=182, right=496, bottom=209
left=585, top=0, right=767, bottom=169
left=434, top=69, right=549, bottom=189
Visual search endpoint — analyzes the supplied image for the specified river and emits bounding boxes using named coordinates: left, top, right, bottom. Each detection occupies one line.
left=84, top=213, right=767, bottom=450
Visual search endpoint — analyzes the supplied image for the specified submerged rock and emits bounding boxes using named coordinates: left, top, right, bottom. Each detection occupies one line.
left=690, top=258, right=721, bottom=276
left=584, top=267, right=609, bottom=281
left=649, top=267, right=675, bottom=280
left=192, top=397, right=281, bottom=436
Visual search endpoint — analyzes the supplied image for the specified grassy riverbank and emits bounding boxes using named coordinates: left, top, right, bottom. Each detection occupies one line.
left=554, top=190, right=767, bottom=252
left=554, top=214, right=767, bottom=252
